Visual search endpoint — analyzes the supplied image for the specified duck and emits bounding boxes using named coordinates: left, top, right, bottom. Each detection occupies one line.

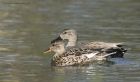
left=51, top=29, right=127, bottom=58
left=44, top=40, right=117, bottom=66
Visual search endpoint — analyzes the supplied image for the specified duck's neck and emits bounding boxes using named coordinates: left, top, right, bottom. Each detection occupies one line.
left=66, top=36, right=77, bottom=47
left=53, top=47, right=65, bottom=60
left=66, top=41, right=76, bottom=47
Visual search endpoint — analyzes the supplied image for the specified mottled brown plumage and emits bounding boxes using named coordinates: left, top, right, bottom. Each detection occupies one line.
left=45, top=41, right=116, bottom=66
left=52, top=29, right=127, bottom=58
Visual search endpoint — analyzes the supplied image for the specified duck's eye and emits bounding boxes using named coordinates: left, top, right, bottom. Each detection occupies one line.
left=52, top=44, right=55, bottom=46
left=63, top=32, right=67, bottom=34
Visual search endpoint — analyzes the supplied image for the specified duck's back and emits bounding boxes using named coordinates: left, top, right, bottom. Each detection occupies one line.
left=78, top=41, right=123, bottom=49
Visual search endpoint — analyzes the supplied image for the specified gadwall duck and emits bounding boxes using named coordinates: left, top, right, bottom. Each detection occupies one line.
left=44, top=40, right=118, bottom=66
left=51, top=29, right=127, bottom=58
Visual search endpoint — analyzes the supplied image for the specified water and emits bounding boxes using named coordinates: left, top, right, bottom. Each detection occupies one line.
left=0, top=0, right=140, bottom=82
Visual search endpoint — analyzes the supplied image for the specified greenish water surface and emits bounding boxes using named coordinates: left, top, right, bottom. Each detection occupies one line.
left=0, top=0, right=140, bottom=82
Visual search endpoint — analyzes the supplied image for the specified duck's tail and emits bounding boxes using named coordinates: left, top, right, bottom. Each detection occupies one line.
left=104, top=47, right=127, bottom=58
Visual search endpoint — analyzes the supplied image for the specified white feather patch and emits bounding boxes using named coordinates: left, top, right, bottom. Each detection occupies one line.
left=83, top=52, right=99, bottom=58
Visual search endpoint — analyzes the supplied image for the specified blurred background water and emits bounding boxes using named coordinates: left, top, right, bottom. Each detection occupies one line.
left=0, top=0, right=140, bottom=82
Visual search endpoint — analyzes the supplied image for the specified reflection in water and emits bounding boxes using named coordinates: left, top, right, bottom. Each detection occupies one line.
left=0, top=0, right=140, bottom=82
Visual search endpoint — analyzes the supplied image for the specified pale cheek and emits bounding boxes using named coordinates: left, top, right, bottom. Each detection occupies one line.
left=52, top=48, right=58, bottom=52
left=61, top=35, right=66, bottom=39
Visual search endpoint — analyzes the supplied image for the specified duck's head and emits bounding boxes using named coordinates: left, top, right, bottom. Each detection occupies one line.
left=51, top=29, right=77, bottom=47
left=59, top=29, right=77, bottom=41
left=44, top=40, right=65, bottom=55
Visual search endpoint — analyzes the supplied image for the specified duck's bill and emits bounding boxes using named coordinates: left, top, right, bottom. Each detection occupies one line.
left=44, top=48, right=51, bottom=53
left=51, top=36, right=63, bottom=44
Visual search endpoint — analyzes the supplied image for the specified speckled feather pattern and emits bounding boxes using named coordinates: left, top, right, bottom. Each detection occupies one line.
left=51, top=55, right=89, bottom=66
left=51, top=47, right=110, bottom=66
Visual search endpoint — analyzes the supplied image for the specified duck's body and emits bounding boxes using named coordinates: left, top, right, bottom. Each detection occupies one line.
left=51, top=54, right=97, bottom=66
left=51, top=53, right=90, bottom=66
left=45, top=41, right=116, bottom=66
left=52, top=29, right=127, bottom=58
